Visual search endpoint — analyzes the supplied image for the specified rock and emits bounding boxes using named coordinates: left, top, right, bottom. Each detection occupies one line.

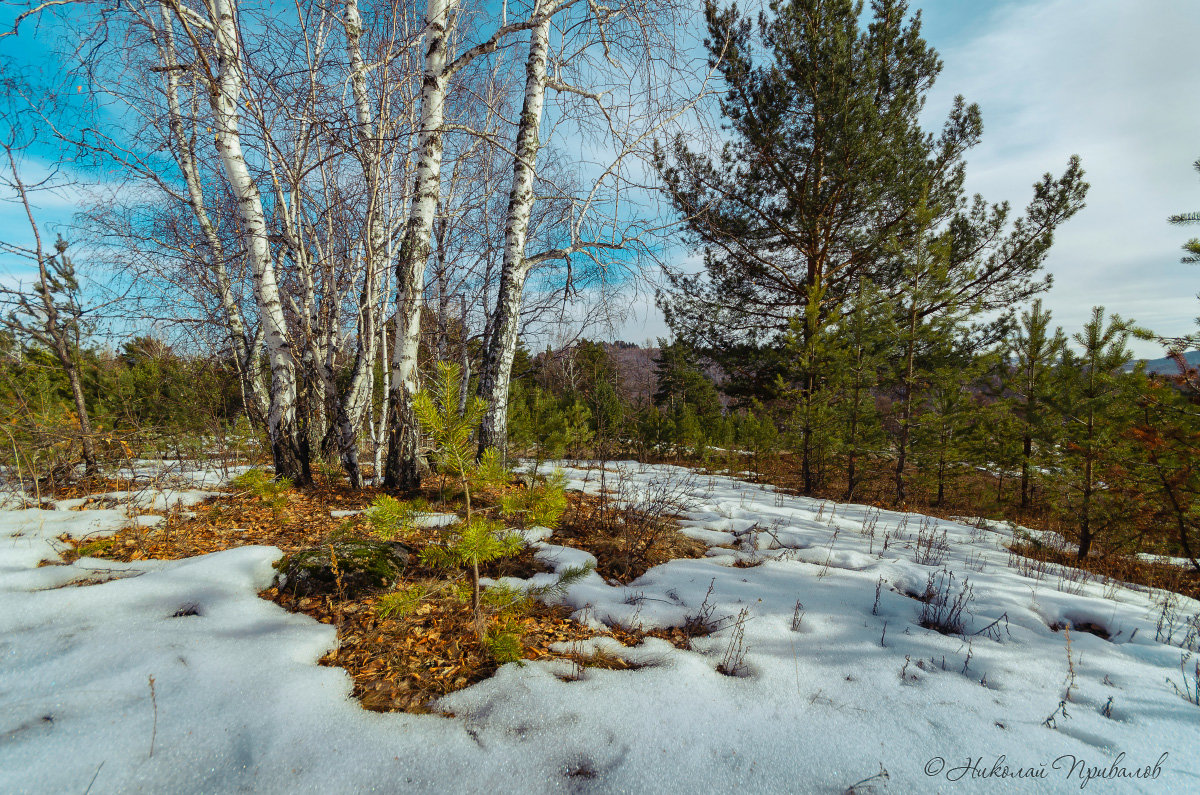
left=274, top=540, right=412, bottom=598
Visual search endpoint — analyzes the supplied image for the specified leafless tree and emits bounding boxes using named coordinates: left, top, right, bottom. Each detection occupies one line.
left=475, top=0, right=720, bottom=456
left=0, top=136, right=99, bottom=474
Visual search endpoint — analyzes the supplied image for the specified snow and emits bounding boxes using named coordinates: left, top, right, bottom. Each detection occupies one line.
left=1137, top=552, right=1198, bottom=569
left=53, top=489, right=222, bottom=513
left=1, top=460, right=1198, bottom=792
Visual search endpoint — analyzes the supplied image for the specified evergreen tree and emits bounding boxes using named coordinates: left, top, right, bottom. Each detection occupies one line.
left=1130, top=378, right=1200, bottom=571
left=414, top=361, right=520, bottom=619
left=737, top=401, right=779, bottom=476
left=911, top=358, right=989, bottom=507
left=652, top=339, right=721, bottom=418
left=828, top=280, right=892, bottom=500
left=1166, top=155, right=1200, bottom=352
left=657, top=0, right=1086, bottom=498
left=999, top=300, right=1067, bottom=509
left=888, top=202, right=960, bottom=505
left=656, top=0, right=983, bottom=369
left=1054, top=308, right=1147, bottom=559
left=966, top=396, right=1024, bottom=507
left=779, top=292, right=841, bottom=492
left=1168, top=156, right=1200, bottom=265
left=506, top=382, right=592, bottom=474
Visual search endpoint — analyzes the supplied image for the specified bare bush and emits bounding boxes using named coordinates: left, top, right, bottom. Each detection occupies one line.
left=791, top=599, right=805, bottom=631
left=913, top=518, right=949, bottom=566
left=568, top=464, right=700, bottom=581
left=859, top=507, right=880, bottom=539
left=918, top=570, right=974, bottom=636
left=717, top=607, right=750, bottom=676
left=1167, top=653, right=1199, bottom=706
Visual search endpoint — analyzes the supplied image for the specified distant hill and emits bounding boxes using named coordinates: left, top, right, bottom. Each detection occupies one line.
left=603, top=342, right=660, bottom=405
left=1128, top=350, right=1200, bottom=374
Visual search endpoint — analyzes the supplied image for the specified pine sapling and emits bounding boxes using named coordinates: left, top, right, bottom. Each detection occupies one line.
left=364, top=495, right=427, bottom=541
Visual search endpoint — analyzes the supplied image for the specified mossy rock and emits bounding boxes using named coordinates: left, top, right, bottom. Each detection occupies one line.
left=274, top=540, right=412, bottom=598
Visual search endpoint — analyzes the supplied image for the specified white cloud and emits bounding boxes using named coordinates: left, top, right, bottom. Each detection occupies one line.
left=925, top=0, right=1200, bottom=355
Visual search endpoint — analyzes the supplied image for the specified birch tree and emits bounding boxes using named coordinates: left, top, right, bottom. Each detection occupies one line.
left=477, top=0, right=711, bottom=457
left=147, top=0, right=308, bottom=481
left=150, top=2, right=269, bottom=423
left=383, top=0, right=561, bottom=488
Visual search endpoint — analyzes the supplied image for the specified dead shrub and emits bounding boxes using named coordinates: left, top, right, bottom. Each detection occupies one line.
left=918, top=569, right=973, bottom=636
left=560, top=464, right=706, bottom=582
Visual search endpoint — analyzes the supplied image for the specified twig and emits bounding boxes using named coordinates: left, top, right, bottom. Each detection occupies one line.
left=844, top=763, right=889, bottom=794
left=148, top=675, right=157, bottom=758
left=83, top=761, right=104, bottom=795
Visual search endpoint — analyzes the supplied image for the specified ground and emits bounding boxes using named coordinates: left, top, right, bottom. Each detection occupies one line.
left=0, top=459, right=1197, bottom=793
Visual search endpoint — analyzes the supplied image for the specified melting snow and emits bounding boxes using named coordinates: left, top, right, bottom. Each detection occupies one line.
left=1, top=461, right=1197, bottom=793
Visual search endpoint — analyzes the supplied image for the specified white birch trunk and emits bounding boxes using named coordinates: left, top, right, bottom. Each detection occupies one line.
left=154, top=3, right=269, bottom=424
left=383, top=0, right=458, bottom=489
left=208, top=0, right=307, bottom=481
left=335, top=0, right=387, bottom=488
left=478, top=13, right=551, bottom=457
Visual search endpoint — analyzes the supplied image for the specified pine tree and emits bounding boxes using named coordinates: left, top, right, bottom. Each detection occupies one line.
left=1054, top=308, right=1147, bottom=559
left=656, top=0, right=982, bottom=366
left=888, top=200, right=961, bottom=505
left=999, top=299, right=1067, bottom=509
left=966, top=397, right=1024, bottom=507
left=414, top=361, right=519, bottom=617
left=828, top=280, right=892, bottom=501
left=1130, top=379, right=1200, bottom=571
left=1168, top=156, right=1200, bottom=265
left=656, top=0, right=1086, bottom=487
left=911, top=358, right=989, bottom=507
left=1166, top=155, right=1200, bottom=352
left=780, top=291, right=842, bottom=493
left=652, top=339, right=721, bottom=419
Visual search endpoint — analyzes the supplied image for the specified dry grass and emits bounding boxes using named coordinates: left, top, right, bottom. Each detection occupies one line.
left=1008, top=541, right=1200, bottom=602
left=47, top=470, right=665, bottom=713
left=557, top=490, right=708, bottom=583
left=671, top=449, right=1200, bottom=602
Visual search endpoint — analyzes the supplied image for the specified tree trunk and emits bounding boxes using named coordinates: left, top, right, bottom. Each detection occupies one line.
left=936, top=448, right=946, bottom=507
left=1077, top=403, right=1096, bottom=560
left=895, top=312, right=917, bottom=506
left=800, top=377, right=815, bottom=494
left=457, top=297, right=472, bottom=415
left=477, top=13, right=551, bottom=459
left=154, top=2, right=269, bottom=424
left=56, top=338, right=96, bottom=476
left=336, top=0, right=387, bottom=489
left=208, top=0, right=307, bottom=483
left=384, top=0, right=459, bottom=489
left=1020, top=432, right=1032, bottom=509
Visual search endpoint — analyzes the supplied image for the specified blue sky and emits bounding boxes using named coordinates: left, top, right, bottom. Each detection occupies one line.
left=3, top=0, right=1199, bottom=357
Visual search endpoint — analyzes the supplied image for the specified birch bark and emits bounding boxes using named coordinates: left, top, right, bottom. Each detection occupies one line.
left=477, top=12, right=551, bottom=457
left=154, top=1, right=269, bottom=424
left=336, top=0, right=387, bottom=488
left=206, top=0, right=308, bottom=482
left=383, top=0, right=457, bottom=489
left=379, top=0, right=565, bottom=487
